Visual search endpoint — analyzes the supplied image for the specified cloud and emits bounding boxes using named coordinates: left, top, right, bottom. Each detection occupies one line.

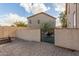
left=54, top=3, right=65, bottom=13
left=53, top=3, right=65, bottom=27
left=0, top=13, right=27, bottom=26
left=20, top=3, right=49, bottom=14
left=20, top=3, right=32, bottom=13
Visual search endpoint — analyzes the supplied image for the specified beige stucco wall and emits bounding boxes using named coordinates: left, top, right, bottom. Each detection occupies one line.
left=28, top=13, right=56, bottom=29
left=16, top=28, right=40, bottom=42
left=67, top=3, right=79, bottom=28
left=55, top=28, right=79, bottom=50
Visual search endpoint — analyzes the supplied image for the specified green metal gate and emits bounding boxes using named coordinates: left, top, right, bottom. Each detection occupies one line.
left=41, top=29, right=54, bottom=44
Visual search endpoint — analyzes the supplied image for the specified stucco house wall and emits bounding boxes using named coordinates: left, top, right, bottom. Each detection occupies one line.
left=66, top=3, right=76, bottom=28
left=27, top=12, right=56, bottom=29
left=66, top=3, right=79, bottom=28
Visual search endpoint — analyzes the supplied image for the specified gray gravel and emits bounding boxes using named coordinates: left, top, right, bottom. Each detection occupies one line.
left=0, top=39, right=79, bottom=56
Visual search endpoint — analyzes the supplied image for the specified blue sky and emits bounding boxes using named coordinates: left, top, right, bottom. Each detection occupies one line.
left=0, top=3, right=27, bottom=17
left=0, top=3, right=65, bottom=26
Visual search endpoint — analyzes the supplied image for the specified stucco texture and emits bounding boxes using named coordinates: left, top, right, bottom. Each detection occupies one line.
left=55, top=28, right=79, bottom=51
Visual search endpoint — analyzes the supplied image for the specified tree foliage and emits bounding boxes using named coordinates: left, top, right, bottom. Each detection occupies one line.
left=59, top=12, right=67, bottom=28
left=14, top=21, right=27, bottom=27
left=40, top=22, right=53, bottom=33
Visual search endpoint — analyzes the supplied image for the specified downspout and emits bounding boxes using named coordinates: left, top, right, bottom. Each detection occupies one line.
left=76, top=3, right=77, bottom=28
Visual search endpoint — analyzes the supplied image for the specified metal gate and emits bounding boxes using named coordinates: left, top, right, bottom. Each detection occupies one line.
left=41, top=29, right=54, bottom=44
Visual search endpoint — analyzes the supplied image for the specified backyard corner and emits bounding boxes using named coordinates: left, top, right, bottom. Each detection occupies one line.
left=0, top=3, right=79, bottom=56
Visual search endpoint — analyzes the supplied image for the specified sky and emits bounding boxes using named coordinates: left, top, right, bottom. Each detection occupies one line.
left=0, top=3, right=65, bottom=26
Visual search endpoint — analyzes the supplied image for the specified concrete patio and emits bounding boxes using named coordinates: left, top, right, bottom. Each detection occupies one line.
left=0, top=38, right=79, bottom=56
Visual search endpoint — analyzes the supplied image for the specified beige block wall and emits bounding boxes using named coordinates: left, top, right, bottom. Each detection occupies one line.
left=28, top=13, right=55, bottom=29
left=3, top=27, right=17, bottom=38
left=55, top=28, right=79, bottom=50
left=0, top=27, right=4, bottom=39
left=0, top=27, right=17, bottom=39
left=16, top=28, right=40, bottom=42
left=0, top=27, right=41, bottom=42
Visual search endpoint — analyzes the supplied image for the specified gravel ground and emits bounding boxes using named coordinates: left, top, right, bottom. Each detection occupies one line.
left=0, top=39, right=79, bottom=56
